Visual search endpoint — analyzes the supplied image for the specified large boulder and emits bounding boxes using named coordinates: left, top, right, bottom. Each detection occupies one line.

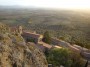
left=0, top=30, right=48, bottom=67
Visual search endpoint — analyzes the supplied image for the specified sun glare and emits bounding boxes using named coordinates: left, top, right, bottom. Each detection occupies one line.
left=17, top=0, right=90, bottom=9
left=0, top=0, right=90, bottom=9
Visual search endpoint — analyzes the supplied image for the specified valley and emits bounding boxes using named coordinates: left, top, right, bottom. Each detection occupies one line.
left=0, top=7, right=90, bottom=49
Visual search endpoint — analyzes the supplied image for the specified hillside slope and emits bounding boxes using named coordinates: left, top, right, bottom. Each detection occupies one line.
left=0, top=23, right=48, bottom=67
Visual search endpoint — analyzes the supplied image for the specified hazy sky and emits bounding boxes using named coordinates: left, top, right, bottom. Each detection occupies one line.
left=0, top=0, right=90, bottom=9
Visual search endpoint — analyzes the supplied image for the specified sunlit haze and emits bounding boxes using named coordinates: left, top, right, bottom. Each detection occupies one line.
left=0, top=0, right=90, bottom=9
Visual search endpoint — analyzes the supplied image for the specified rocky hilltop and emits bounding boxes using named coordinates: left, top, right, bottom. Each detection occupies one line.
left=0, top=23, right=48, bottom=67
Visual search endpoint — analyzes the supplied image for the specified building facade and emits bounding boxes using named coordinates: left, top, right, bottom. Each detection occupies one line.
left=22, top=32, right=43, bottom=44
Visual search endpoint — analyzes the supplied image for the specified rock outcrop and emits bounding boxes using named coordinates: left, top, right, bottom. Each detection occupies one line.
left=0, top=23, right=48, bottom=67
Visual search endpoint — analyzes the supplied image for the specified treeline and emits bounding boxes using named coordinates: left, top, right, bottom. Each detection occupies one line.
left=0, top=20, right=90, bottom=49
left=25, top=23, right=90, bottom=49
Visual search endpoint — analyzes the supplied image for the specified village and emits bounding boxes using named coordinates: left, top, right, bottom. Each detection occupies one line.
left=11, top=25, right=90, bottom=67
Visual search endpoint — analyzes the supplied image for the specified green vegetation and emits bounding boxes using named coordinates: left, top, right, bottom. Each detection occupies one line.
left=0, top=8, right=90, bottom=49
left=43, top=31, right=51, bottom=44
left=0, top=8, right=89, bottom=67
left=45, top=48, right=85, bottom=67
left=26, top=38, right=35, bottom=43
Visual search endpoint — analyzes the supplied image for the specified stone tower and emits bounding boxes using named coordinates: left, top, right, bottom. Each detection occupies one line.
left=18, top=26, right=23, bottom=34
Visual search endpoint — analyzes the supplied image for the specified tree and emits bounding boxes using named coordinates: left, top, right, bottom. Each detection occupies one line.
left=43, top=31, right=51, bottom=44
left=46, top=48, right=72, bottom=67
left=71, top=52, right=85, bottom=67
left=45, top=48, right=85, bottom=67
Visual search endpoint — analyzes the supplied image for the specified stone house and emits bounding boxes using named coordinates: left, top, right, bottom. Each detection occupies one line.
left=11, top=26, right=43, bottom=44
left=22, top=31, right=43, bottom=44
